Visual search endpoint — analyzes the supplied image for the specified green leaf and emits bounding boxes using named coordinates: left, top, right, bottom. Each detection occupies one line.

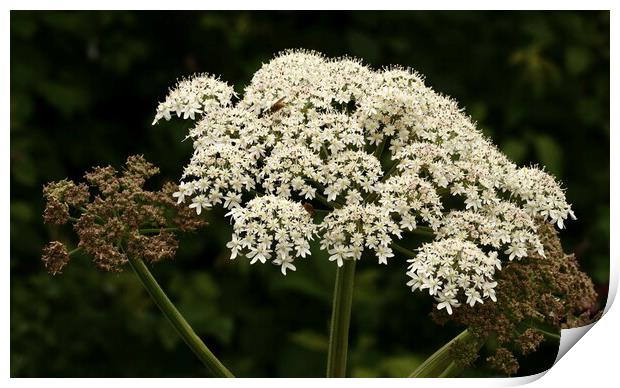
left=289, top=330, right=328, bottom=352
left=565, top=46, right=592, bottom=75
left=11, top=200, right=35, bottom=223
left=501, top=138, right=528, bottom=164
left=532, top=134, right=563, bottom=176
left=380, top=354, right=425, bottom=377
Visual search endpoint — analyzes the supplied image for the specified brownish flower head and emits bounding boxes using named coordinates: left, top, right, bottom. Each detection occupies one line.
left=42, top=155, right=207, bottom=273
left=64, top=182, right=90, bottom=208
left=487, top=348, right=519, bottom=376
left=42, top=179, right=89, bottom=224
left=432, top=220, right=598, bottom=375
left=123, top=154, right=160, bottom=184
left=448, top=335, right=481, bottom=369
left=41, top=241, right=71, bottom=275
left=126, top=231, right=179, bottom=264
left=43, top=197, right=70, bottom=225
left=43, top=179, right=74, bottom=201
left=516, top=328, right=544, bottom=356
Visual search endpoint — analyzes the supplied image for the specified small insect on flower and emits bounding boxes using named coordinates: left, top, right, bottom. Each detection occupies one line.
left=302, top=202, right=316, bottom=217
left=269, top=96, right=287, bottom=114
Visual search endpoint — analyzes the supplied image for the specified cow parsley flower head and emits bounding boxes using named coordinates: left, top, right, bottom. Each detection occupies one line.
left=226, top=195, right=316, bottom=274
left=153, top=49, right=575, bottom=314
left=153, top=74, right=236, bottom=124
left=320, top=204, right=401, bottom=266
left=406, top=238, right=501, bottom=313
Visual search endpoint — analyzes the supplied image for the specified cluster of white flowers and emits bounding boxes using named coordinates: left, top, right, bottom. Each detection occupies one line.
left=225, top=195, right=316, bottom=275
left=436, top=203, right=545, bottom=261
left=377, top=170, right=443, bottom=231
left=320, top=204, right=401, bottom=266
left=154, top=49, right=575, bottom=314
left=407, top=238, right=500, bottom=314
left=153, top=74, right=236, bottom=124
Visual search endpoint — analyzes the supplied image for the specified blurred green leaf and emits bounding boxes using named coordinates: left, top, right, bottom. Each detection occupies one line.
left=500, top=138, right=528, bottom=164
left=36, top=81, right=92, bottom=116
left=565, top=46, right=592, bottom=75
left=11, top=200, right=35, bottom=223
left=289, top=330, right=328, bottom=352
left=11, top=157, right=38, bottom=187
left=380, top=354, right=425, bottom=377
left=532, top=133, right=563, bottom=176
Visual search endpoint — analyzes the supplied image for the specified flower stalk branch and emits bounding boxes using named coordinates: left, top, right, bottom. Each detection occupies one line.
left=326, top=260, right=356, bottom=377
left=391, top=242, right=418, bottom=258
left=127, top=255, right=234, bottom=378
left=409, top=329, right=479, bottom=378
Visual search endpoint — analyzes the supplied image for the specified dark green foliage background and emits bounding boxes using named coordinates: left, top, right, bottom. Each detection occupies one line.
left=10, top=11, right=609, bottom=377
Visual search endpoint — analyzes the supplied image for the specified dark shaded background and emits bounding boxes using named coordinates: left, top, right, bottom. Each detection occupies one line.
left=10, top=11, right=609, bottom=377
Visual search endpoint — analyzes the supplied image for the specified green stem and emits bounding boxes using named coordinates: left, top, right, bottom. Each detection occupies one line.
left=373, top=139, right=386, bottom=160
left=438, top=362, right=459, bottom=378
left=127, top=255, right=234, bottom=377
left=405, top=226, right=435, bottom=237
left=381, top=160, right=401, bottom=182
left=248, top=188, right=265, bottom=198
left=315, top=193, right=341, bottom=210
left=391, top=242, right=418, bottom=258
left=363, top=161, right=401, bottom=204
left=536, top=328, right=561, bottom=342
left=68, top=246, right=82, bottom=256
left=321, top=145, right=330, bottom=160
left=79, top=207, right=106, bottom=223
left=326, top=260, right=356, bottom=377
left=409, top=329, right=477, bottom=378
left=408, top=324, right=559, bottom=378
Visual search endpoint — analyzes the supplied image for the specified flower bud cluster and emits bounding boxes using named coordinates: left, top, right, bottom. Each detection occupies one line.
left=41, top=155, right=206, bottom=273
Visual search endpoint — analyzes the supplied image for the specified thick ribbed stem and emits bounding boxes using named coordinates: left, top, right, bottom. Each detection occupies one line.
left=326, top=260, right=356, bottom=377
left=127, top=255, right=234, bottom=377
left=409, top=329, right=476, bottom=378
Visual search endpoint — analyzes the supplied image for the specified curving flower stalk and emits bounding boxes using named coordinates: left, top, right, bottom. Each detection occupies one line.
left=40, top=156, right=233, bottom=377
left=128, top=255, right=234, bottom=377
left=409, top=330, right=479, bottom=378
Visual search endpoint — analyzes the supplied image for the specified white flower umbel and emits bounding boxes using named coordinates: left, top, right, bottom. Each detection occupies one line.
left=153, top=74, right=236, bottom=124
left=226, top=195, right=316, bottom=275
left=155, top=49, right=575, bottom=312
left=406, top=239, right=500, bottom=314
left=320, top=204, right=401, bottom=266
left=436, top=202, right=545, bottom=261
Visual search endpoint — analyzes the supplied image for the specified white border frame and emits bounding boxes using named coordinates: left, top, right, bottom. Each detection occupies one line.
left=3, top=2, right=616, bottom=387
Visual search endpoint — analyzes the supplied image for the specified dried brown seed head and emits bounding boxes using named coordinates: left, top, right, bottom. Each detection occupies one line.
left=42, top=155, right=208, bottom=273
left=41, top=241, right=71, bottom=275
left=487, top=348, right=519, bottom=376
left=43, top=197, right=70, bottom=225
